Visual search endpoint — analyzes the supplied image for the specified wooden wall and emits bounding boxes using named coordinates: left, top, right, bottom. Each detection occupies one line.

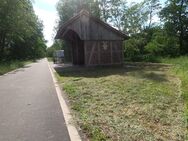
left=84, top=41, right=123, bottom=66
left=70, top=39, right=84, bottom=65
left=65, top=14, right=125, bottom=41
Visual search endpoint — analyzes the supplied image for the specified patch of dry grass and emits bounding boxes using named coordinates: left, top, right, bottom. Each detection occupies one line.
left=55, top=65, right=186, bottom=141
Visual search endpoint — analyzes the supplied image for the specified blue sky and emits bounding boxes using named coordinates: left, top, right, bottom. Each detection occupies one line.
left=33, top=0, right=166, bottom=47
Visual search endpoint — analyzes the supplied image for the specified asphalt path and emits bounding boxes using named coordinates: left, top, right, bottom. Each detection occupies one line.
left=0, top=59, right=70, bottom=141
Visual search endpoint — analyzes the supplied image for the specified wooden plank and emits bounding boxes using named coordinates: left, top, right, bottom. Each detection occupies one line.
left=84, top=41, right=87, bottom=65
left=121, top=41, right=124, bottom=64
left=88, top=42, right=96, bottom=65
left=110, top=42, right=113, bottom=64
left=98, top=42, right=101, bottom=65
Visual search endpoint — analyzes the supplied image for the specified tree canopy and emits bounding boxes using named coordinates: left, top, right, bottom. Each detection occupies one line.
left=0, top=0, right=46, bottom=61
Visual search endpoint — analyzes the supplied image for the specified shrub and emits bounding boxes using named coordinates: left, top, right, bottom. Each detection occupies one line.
left=124, top=27, right=181, bottom=62
left=124, top=36, right=147, bottom=61
left=145, top=31, right=179, bottom=57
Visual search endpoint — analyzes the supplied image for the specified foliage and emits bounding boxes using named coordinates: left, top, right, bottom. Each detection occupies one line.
left=108, top=0, right=127, bottom=30
left=57, top=0, right=100, bottom=26
left=124, top=35, right=147, bottom=61
left=145, top=0, right=161, bottom=28
left=123, top=1, right=149, bottom=35
left=0, top=0, right=46, bottom=61
left=98, top=0, right=111, bottom=22
left=160, top=0, right=188, bottom=54
left=145, top=30, right=180, bottom=57
left=124, top=25, right=183, bottom=62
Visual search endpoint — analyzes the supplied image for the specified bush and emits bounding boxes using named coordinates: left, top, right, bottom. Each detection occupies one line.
left=145, top=31, right=179, bottom=57
left=124, top=36, right=147, bottom=61
left=124, top=29, right=180, bottom=63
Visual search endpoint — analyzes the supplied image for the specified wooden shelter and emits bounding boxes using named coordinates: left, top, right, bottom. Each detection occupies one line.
left=55, top=10, right=128, bottom=66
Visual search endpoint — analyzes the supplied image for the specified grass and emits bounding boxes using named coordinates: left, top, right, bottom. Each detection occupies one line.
left=161, top=56, right=188, bottom=124
left=0, top=60, right=33, bottom=75
left=55, top=63, right=186, bottom=141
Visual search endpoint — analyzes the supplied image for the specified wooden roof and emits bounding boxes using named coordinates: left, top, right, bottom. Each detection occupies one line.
left=55, top=10, right=128, bottom=41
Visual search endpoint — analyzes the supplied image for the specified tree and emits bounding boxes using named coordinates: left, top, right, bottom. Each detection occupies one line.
left=123, top=2, right=149, bottom=35
left=145, top=29, right=180, bottom=57
left=145, top=0, right=161, bottom=28
left=57, top=0, right=100, bottom=25
left=109, top=0, right=127, bottom=30
left=0, top=0, right=46, bottom=60
left=160, top=0, right=188, bottom=54
left=97, top=0, right=111, bottom=22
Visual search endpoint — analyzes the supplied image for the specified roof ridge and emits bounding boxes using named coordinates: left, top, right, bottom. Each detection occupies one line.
left=78, top=9, right=90, bottom=15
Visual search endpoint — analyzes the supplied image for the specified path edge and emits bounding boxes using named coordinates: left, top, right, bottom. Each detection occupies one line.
left=47, top=59, right=82, bottom=141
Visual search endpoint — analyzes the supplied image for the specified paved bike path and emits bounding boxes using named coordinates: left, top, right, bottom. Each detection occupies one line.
left=0, top=59, right=70, bottom=141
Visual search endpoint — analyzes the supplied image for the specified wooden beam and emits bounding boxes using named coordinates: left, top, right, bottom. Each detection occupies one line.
left=110, top=42, right=113, bottom=64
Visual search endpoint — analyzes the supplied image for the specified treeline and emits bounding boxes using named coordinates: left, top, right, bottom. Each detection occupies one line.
left=53, top=0, right=188, bottom=62
left=0, top=0, right=46, bottom=61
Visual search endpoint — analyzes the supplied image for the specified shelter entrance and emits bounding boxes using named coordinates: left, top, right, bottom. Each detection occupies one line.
left=64, top=30, right=85, bottom=65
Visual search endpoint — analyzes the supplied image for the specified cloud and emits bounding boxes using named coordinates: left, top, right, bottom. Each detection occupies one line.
left=33, top=2, right=59, bottom=47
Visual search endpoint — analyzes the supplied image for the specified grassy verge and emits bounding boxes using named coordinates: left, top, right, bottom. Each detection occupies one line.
left=47, top=57, right=53, bottom=62
left=161, top=56, right=188, bottom=123
left=55, top=64, right=186, bottom=141
left=0, top=60, right=33, bottom=75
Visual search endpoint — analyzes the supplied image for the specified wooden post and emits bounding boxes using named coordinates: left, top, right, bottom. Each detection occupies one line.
left=110, top=41, right=113, bottom=64
left=98, top=42, right=101, bottom=65
left=84, top=41, right=87, bottom=66
left=88, top=42, right=96, bottom=65
left=121, top=41, right=124, bottom=65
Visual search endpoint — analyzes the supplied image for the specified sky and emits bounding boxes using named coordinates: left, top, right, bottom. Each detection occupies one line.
left=33, top=0, right=166, bottom=47
left=33, top=0, right=59, bottom=47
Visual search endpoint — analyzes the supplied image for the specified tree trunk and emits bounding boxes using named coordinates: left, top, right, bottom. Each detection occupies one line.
left=0, top=32, right=6, bottom=60
left=179, top=0, right=184, bottom=54
left=148, top=8, right=152, bottom=28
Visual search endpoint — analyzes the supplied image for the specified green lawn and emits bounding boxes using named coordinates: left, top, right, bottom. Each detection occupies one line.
left=55, top=62, right=186, bottom=141
left=0, top=60, right=33, bottom=75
